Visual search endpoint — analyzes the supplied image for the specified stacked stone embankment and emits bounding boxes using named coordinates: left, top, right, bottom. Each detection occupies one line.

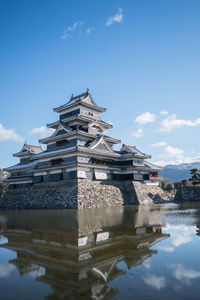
left=0, top=179, right=78, bottom=209
left=132, top=182, right=172, bottom=204
left=175, top=185, right=200, bottom=202
left=77, top=180, right=138, bottom=209
left=0, top=180, right=171, bottom=210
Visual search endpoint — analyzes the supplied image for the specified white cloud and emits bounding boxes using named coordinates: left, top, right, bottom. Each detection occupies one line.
left=135, top=112, right=156, bottom=125
left=0, top=264, right=15, bottom=278
left=151, top=160, right=173, bottom=167
left=86, top=27, right=95, bottom=35
left=106, top=8, right=123, bottom=26
left=160, top=146, right=184, bottom=159
left=61, top=21, right=84, bottom=39
left=131, top=128, right=143, bottom=138
left=159, top=114, right=200, bottom=132
left=27, top=267, right=46, bottom=279
left=172, top=264, right=200, bottom=283
left=143, top=274, right=166, bottom=290
left=169, top=225, right=195, bottom=247
left=0, top=123, right=23, bottom=143
left=166, top=224, right=195, bottom=248
left=153, top=155, right=200, bottom=167
left=171, top=234, right=191, bottom=247
left=153, top=146, right=188, bottom=166
left=158, top=245, right=175, bottom=252
left=29, top=126, right=54, bottom=138
left=160, top=110, right=169, bottom=115
left=0, top=235, right=8, bottom=245
left=143, top=261, right=151, bottom=269
left=151, top=141, right=167, bottom=148
left=152, top=144, right=200, bottom=166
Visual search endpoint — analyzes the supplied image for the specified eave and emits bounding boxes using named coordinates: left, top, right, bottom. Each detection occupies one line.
left=3, top=161, right=38, bottom=172
left=32, top=146, right=77, bottom=159
left=4, top=177, right=32, bottom=183
left=104, top=136, right=121, bottom=144
left=53, top=100, right=106, bottom=113
left=29, top=162, right=77, bottom=173
left=39, top=130, right=94, bottom=144
left=30, top=161, right=158, bottom=174
left=29, top=141, right=158, bottom=167
left=122, top=153, right=151, bottom=159
left=39, top=129, right=119, bottom=145
left=13, top=151, right=30, bottom=158
left=144, top=161, right=163, bottom=172
left=77, top=146, right=141, bottom=159
left=148, top=167, right=163, bottom=172
left=33, top=145, right=152, bottom=161
left=47, top=116, right=113, bottom=129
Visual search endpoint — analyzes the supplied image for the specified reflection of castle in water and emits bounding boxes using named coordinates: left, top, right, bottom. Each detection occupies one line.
left=0, top=207, right=169, bottom=299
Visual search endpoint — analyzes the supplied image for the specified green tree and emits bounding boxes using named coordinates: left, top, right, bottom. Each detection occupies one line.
left=0, top=168, right=8, bottom=198
left=174, top=182, right=181, bottom=190
left=190, top=168, right=200, bottom=186
left=166, top=183, right=173, bottom=192
left=181, top=179, right=188, bottom=186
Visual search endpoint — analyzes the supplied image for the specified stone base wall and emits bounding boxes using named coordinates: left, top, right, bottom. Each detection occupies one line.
left=0, top=179, right=171, bottom=210
left=175, top=185, right=200, bottom=202
left=133, top=182, right=172, bottom=204
left=0, top=180, right=78, bottom=209
left=77, top=179, right=138, bottom=209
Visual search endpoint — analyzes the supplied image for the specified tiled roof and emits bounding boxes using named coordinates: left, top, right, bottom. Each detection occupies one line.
left=25, top=144, right=43, bottom=154
left=54, top=89, right=106, bottom=112
left=13, top=143, right=43, bottom=157
left=4, top=177, right=33, bottom=182
left=120, top=144, right=150, bottom=158
left=144, top=161, right=163, bottom=171
left=67, top=89, right=91, bottom=103
left=4, top=161, right=38, bottom=172
left=32, top=146, right=76, bottom=159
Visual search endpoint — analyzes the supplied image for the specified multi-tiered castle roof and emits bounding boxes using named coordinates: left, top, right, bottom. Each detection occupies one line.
left=4, top=89, right=162, bottom=188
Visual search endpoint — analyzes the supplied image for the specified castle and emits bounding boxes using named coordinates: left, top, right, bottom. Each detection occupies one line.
left=4, top=89, right=162, bottom=189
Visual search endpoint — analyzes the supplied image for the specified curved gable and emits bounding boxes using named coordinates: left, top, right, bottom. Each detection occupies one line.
left=89, top=136, right=113, bottom=152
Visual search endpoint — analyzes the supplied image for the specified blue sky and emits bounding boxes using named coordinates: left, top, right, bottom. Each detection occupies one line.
left=0, top=0, right=200, bottom=168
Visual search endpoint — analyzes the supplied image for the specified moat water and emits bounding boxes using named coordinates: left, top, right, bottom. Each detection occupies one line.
left=0, top=203, right=200, bottom=299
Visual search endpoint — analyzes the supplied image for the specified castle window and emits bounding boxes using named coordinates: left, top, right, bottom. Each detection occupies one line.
left=56, top=140, right=68, bottom=147
left=20, top=157, right=29, bottom=163
left=88, top=112, right=93, bottom=116
left=51, top=159, right=63, bottom=166
left=33, top=175, right=43, bottom=183
left=60, top=109, right=80, bottom=120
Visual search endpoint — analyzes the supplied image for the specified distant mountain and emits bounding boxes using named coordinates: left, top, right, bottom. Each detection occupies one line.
left=160, top=162, right=200, bottom=182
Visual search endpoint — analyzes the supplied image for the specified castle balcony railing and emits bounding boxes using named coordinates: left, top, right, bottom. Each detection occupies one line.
left=149, top=176, right=163, bottom=181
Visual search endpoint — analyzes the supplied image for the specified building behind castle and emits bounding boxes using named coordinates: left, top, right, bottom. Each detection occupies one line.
left=4, top=89, right=162, bottom=189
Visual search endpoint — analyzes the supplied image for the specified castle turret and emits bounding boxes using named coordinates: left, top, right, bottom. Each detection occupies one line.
left=4, top=143, right=43, bottom=188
